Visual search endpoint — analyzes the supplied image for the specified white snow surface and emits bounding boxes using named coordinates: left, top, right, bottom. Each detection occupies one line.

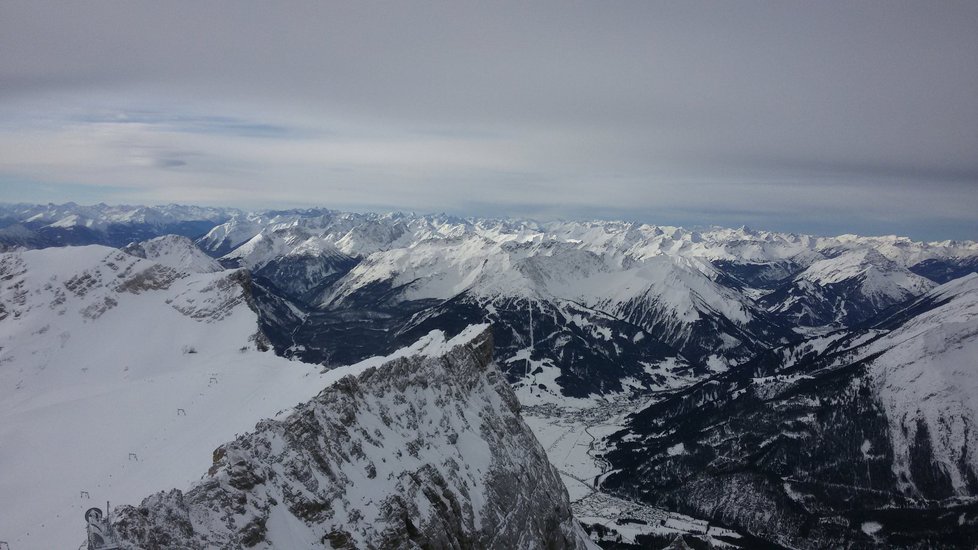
left=861, top=521, right=883, bottom=536
left=0, top=245, right=389, bottom=550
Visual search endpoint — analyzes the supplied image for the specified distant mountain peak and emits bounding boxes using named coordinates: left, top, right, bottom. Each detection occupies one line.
left=122, top=235, right=223, bottom=273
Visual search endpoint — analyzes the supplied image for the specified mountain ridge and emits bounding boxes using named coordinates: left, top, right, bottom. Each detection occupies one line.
left=107, top=325, right=596, bottom=549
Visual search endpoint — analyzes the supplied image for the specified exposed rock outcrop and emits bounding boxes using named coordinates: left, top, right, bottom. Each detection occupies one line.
left=110, top=326, right=593, bottom=549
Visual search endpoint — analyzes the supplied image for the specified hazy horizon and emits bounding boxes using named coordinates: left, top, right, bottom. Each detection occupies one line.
left=2, top=2, right=976, bottom=240
left=3, top=198, right=976, bottom=243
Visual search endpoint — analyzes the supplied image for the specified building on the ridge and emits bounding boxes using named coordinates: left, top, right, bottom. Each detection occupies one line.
left=84, top=506, right=121, bottom=550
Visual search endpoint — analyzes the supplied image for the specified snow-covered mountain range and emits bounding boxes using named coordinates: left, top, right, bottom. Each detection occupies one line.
left=760, top=248, right=937, bottom=327
left=2, top=202, right=978, bottom=548
left=187, top=206, right=978, bottom=401
left=0, top=202, right=235, bottom=251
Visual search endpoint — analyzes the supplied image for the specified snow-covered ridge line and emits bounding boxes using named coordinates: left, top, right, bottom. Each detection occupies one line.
left=926, top=271, right=978, bottom=301
left=198, top=206, right=975, bottom=335
left=347, top=323, right=492, bottom=369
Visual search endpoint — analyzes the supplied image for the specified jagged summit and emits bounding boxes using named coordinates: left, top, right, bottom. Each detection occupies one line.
left=107, top=325, right=594, bottom=549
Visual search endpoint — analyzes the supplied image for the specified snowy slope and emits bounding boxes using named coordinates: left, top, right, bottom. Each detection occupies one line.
left=863, top=273, right=978, bottom=496
left=0, top=246, right=334, bottom=550
left=196, top=212, right=272, bottom=256
left=325, top=237, right=746, bottom=321
left=122, top=234, right=223, bottom=273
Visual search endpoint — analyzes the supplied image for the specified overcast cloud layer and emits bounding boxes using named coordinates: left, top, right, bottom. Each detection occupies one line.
left=1, top=1, right=976, bottom=239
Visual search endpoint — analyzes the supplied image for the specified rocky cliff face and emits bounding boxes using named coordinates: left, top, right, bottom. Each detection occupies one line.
left=109, top=326, right=594, bottom=549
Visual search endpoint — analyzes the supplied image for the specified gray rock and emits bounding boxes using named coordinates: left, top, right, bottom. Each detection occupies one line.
left=110, top=326, right=593, bottom=549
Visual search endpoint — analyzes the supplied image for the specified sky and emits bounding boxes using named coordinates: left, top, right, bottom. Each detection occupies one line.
left=1, top=1, right=976, bottom=240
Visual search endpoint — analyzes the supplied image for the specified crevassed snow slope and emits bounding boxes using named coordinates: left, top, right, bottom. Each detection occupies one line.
left=0, top=245, right=352, bottom=550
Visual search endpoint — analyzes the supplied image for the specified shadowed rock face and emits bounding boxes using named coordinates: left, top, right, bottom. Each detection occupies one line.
left=109, top=327, right=593, bottom=549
